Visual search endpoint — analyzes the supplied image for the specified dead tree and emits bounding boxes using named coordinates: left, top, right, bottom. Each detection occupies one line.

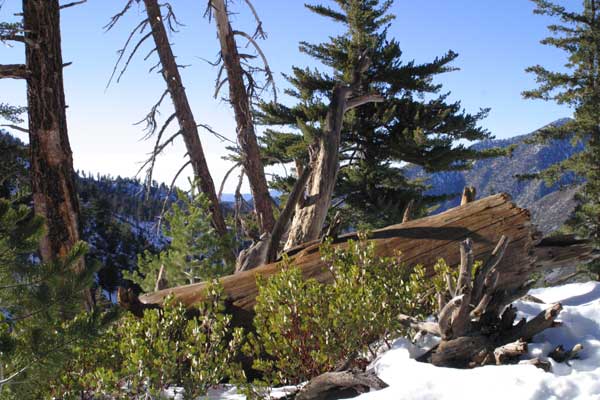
left=410, top=236, right=565, bottom=368
left=208, top=0, right=276, bottom=235
left=105, top=0, right=228, bottom=237
left=0, top=0, right=92, bottom=307
left=134, top=194, right=600, bottom=324
left=284, top=56, right=383, bottom=250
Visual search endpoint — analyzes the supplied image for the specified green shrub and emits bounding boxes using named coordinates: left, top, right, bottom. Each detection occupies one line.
left=248, top=234, right=437, bottom=385
left=47, top=283, right=243, bottom=399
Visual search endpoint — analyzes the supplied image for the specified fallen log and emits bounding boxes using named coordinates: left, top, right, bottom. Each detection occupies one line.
left=134, top=194, right=599, bottom=323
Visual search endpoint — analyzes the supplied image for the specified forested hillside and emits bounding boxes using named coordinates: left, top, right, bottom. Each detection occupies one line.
left=408, top=118, right=585, bottom=233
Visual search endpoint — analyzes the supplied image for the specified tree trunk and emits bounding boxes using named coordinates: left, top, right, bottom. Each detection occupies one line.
left=22, top=0, right=91, bottom=307
left=143, top=0, right=227, bottom=236
left=134, top=194, right=600, bottom=324
left=284, top=86, right=351, bottom=249
left=211, top=0, right=275, bottom=235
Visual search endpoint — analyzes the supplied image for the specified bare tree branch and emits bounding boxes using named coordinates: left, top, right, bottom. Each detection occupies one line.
left=105, top=18, right=150, bottom=88
left=134, top=89, right=169, bottom=139
left=218, top=161, right=241, bottom=200
left=60, top=0, right=87, bottom=10
left=233, top=30, right=277, bottom=102
left=0, top=64, right=28, bottom=79
left=345, top=94, right=385, bottom=111
left=113, top=31, right=153, bottom=86
left=197, top=123, right=234, bottom=144
left=0, top=33, right=24, bottom=43
left=104, top=0, right=136, bottom=31
left=0, top=124, right=28, bottom=133
left=241, top=0, right=266, bottom=39
left=157, top=160, right=192, bottom=232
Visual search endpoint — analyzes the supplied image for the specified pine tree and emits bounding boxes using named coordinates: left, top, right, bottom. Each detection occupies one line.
left=126, top=184, right=234, bottom=292
left=0, top=198, right=112, bottom=397
left=524, top=0, right=600, bottom=274
left=259, top=0, right=503, bottom=230
left=0, top=131, right=28, bottom=199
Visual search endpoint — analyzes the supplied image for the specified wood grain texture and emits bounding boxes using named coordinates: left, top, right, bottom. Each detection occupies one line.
left=141, top=194, right=540, bottom=311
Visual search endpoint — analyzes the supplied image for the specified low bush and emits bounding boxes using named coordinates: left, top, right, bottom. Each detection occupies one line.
left=248, top=234, right=442, bottom=385
left=47, top=283, right=243, bottom=399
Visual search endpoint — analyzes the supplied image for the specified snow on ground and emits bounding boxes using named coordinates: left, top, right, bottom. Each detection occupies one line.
left=359, top=281, right=600, bottom=400
left=198, top=282, right=600, bottom=400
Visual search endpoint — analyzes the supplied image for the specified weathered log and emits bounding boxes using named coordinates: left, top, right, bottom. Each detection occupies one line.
left=494, top=339, right=528, bottom=365
left=295, top=369, right=388, bottom=400
left=137, top=194, right=599, bottom=318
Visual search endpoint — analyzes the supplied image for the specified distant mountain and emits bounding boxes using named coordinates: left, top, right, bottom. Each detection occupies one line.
left=406, top=118, right=585, bottom=234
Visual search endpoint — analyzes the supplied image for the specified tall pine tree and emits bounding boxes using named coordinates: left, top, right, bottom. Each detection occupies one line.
left=259, top=0, right=504, bottom=230
left=524, top=0, right=600, bottom=275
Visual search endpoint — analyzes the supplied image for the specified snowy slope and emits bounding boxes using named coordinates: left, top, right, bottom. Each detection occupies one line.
left=360, top=282, right=600, bottom=400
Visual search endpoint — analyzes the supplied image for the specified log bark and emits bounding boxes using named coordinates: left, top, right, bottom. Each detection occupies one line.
left=211, top=0, right=275, bottom=235
left=143, top=0, right=227, bottom=236
left=23, top=0, right=91, bottom=307
left=138, top=194, right=599, bottom=320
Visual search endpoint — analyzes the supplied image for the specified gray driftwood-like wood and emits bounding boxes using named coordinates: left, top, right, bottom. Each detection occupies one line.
left=133, top=194, right=599, bottom=326
left=283, top=55, right=383, bottom=250
left=211, top=0, right=275, bottom=235
left=425, top=235, right=566, bottom=368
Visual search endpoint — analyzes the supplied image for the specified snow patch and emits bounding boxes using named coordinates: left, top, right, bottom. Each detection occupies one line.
left=358, top=281, right=600, bottom=400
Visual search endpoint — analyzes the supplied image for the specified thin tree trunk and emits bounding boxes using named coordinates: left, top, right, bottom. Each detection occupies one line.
left=212, top=0, right=275, bottom=234
left=22, top=0, right=92, bottom=307
left=143, top=0, right=227, bottom=236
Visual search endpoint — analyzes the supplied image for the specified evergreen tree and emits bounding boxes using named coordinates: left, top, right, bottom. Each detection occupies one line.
left=0, top=198, right=112, bottom=397
left=0, top=130, right=28, bottom=199
left=126, top=184, right=234, bottom=292
left=258, top=0, right=504, bottom=229
left=524, top=0, right=600, bottom=274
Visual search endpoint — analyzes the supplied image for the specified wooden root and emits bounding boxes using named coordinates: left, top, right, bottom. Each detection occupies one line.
left=548, top=343, right=583, bottom=364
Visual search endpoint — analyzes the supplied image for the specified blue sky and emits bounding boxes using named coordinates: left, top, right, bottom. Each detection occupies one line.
left=1, top=0, right=572, bottom=192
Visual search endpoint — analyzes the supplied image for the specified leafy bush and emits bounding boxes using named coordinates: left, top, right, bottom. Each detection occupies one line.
left=125, top=184, right=234, bottom=292
left=46, top=283, right=243, bottom=399
left=248, top=234, right=437, bottom=385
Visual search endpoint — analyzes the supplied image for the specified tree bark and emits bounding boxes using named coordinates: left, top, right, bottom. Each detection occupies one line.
left=0, top=64, right=29, bottom=79
left=211, top=0, right=275, bottom=235
left=143, top=0, right=227, bottom=236
left=284, top=86, right=351, bottom=249
left=22, top=0, right=91, bottom=307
